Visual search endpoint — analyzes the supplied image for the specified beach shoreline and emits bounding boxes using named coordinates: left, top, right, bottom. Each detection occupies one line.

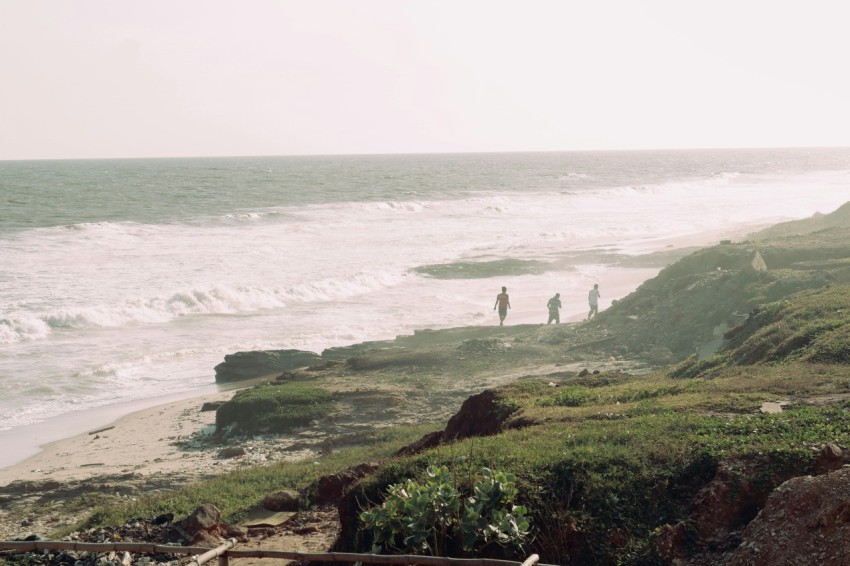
left=0, top=389, right=233, bottom=488
left=0, top=224, right=742, bottom=504
left=0, top=220, right=765, bottom=479
left=0, top=235, right=728, bottom=486
left=0, top=262, right=671, bottom=480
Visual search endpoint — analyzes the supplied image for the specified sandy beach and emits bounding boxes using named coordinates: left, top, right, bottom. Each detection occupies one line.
left=0, top=390, right=234, bottom=488
left=0, top=390, right=238, bottom=540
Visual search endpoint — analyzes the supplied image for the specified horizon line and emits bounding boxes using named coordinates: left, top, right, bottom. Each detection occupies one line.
left=3, top=145, right=850, bottom=163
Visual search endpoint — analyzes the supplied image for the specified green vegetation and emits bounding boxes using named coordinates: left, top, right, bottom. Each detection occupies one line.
left=215, top=381, right=332, bottom=434
left=343, top=384, right=850, bottom=564
left=79, top=423, right=439, bottom=529
left=595, top=223, right=850, bottom=361
left=670, top=284, right=850, bottom=377
left=360, top=465, right=530, bottom=557
left=412, top=258, right=552, bottom=279
left=77, top=360, right=850, bottom=564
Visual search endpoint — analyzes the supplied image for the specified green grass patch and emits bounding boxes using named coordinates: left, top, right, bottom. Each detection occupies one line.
left=77, top=422, right=440, bottom=531
left=215, top=381, right=333, bottom=434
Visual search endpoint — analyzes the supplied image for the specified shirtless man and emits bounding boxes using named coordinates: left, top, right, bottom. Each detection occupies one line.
left=493, top=286, right=511, bottom=326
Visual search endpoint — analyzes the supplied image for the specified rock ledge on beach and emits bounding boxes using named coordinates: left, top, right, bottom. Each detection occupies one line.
left=214, top=349, right=321, bottom=383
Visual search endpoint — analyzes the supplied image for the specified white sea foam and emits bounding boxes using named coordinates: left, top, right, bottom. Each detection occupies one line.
left=0, top=314, right=52, bottom=343
left=1, top=271, right=409, bottom=343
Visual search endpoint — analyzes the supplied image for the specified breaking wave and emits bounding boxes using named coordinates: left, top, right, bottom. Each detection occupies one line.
left=1, top=271, right=407, bottom=343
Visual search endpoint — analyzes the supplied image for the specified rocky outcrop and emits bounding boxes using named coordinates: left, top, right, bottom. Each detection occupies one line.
left=261, top=490, right=300, bottom=511
left=173, top=503, right=248, bottom=546
left=214, top=349, right=321, bottom=383
left=654, top=446, right=849, bottom=563
left=396, top=389, right=522, bottom=456
left=308, top=463, right=380, bottom=505
left=726, top=467, right=850, bottom=565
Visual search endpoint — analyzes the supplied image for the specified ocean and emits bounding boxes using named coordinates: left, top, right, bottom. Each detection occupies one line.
left=1, top=148, right=849, bottom=465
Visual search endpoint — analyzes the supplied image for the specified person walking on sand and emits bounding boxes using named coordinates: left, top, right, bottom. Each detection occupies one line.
left=547, top=293, right=562, bottom=324
left=493, top=286, right=511, bottom=326
left=587, top=283, right=601, bottom=320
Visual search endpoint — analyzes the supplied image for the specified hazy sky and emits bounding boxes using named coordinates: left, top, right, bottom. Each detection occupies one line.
left=2, top=1, right=849, bottom=160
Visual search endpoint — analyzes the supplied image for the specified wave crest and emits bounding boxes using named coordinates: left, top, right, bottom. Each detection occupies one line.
left=0, top=314, right=52, bottom=343
left=5, top=271, right=406, bottom=342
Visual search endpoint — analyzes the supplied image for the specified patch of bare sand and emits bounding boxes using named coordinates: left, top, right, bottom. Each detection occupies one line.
left=0, top=390, right=238, bottom=541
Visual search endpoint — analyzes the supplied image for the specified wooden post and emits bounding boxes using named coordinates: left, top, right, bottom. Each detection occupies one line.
left=186, top=538, right=237, bottom=566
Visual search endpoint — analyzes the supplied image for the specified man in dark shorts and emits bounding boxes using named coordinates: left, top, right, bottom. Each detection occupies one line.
left=547, top=292, right=561, bottom=324
left=493, top=286, right=510, bottom=326
left=587, top=283, right=601, bottom=320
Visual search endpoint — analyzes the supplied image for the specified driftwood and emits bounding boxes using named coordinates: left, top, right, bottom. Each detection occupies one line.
left=88, top=425, right=115, bottom=435
left=0, top=540, right=551, bottom=566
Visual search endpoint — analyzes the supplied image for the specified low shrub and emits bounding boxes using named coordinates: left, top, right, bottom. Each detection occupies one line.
left=360, top=465, right=530, bottom=557
left=215, top=381, right=333, bottom=434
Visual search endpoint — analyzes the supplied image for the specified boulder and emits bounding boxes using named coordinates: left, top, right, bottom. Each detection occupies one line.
left=812, top=443, right=845, bottom=475
left=217, top=446, right=246, bottom=459
left=176, top=503, right=224, bottom=546
left=261, top=490, right=300, bottom=512
left=310, top=463, right=380, bottom=505
left=397, top=389, right=522, bottom=456
left=690, top=462, right=759, bottom=542
left=444, top=389, right=513, bottom=440
left=214, top=349, right=321, bottom=383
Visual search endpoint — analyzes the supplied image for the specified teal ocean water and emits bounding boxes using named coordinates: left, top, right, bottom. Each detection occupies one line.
left=1, top=148, right=849, bottom=463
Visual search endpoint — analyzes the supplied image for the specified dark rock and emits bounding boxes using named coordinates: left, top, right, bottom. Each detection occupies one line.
left=176, top=503, right=225, bottom=546
left=217, top=446, right=246, bottom=459
left=609, top=527, right=631, bottom=548
left=179, top=503, right=221, bottom=535
left=320, top=340, right=397, bottom=360
left=311, top=463, right=380, bottom=505
left=691, top=462, right=758, bottom=541
left=200, top=401, right=225, bottom=412
left=152, top=512, right=174, bottom=525
left=214, top=349, right=321, bottom=383
left=222, top=523, right=249, bottom=542
left=261, top=490, right=300, bottom=512
left=398, top=390, right=520, bottom=456
left=726, top=467, right=850, bottom=565
left=396, top=430, right=443, bottom=456
left=812, top=442, right=845, bottom=475
left=444, top=390, right=514, bottom=440
left=578, top=368, right=589, bottom=377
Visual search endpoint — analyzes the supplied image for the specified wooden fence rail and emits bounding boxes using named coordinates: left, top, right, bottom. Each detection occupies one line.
left=0, top=540, right=552, bottom=566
